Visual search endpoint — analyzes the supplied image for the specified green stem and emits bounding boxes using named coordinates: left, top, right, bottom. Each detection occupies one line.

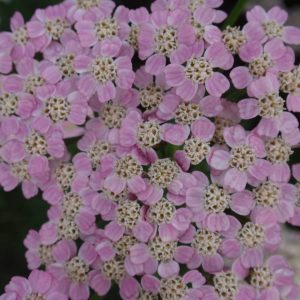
left=222, top=0, right=249, bottom=28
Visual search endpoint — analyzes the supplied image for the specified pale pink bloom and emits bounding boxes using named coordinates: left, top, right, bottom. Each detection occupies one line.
left=230, top=38, right=294, bottom=89
left=27, top=4, right=71, bottom=51
left=289, top=164, right=300, bottom=226
left=208, top=125, right=271, bottom=192
left=165, top=42, right=232, bottom=99
left=34, top=82, right=89, bottom=127
left=42, top=158, right=90, bottom=205
left=75, top=5, right=130, bottom=48
left=39, top=204, right=96, bottom=245
left=186, top=173, right=255, bottom=231
left=64, top=0, right=115, bottom=23
left=234, top=255, right=298, bottom=300
left=47, top=241, right=97, bottom=300
left=231, top=209, right=281, bottom=268
left=2, top=270, right=67, bottom=300
left=0, top=33, right=13, bottom=74
left=252, top=181, right=296, bottom=223
left=0, top=12, right=36, bottom=62
left=139, top=9, right=196, bottom=75
left=245, top=5, right=300, bottom=45
left=74, top=38, right=135, bottom=102
left=42, top=31, right=88, bottom=81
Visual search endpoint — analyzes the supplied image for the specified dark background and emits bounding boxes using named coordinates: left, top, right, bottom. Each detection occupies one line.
left=0, top=0, right=300, bottom=298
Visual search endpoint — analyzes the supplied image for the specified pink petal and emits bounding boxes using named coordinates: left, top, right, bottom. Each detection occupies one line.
left=205, top=72, right=230, bottom=97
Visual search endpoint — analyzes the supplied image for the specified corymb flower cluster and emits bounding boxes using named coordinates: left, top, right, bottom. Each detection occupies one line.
left=1, top=0, right=300, bottom=299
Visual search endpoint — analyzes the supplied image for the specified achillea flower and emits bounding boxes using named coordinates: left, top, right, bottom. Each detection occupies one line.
left=230, top=39, right=294, bottom=89
left=279, top=65, right=300, bottom=112
left=27, top=4, right=71, bottom=50
left=64, top=0, right=115, bottom=23
left=75, top=6, right=130, bottom=48
left=234, top=255, right=297, bottom=300
left=289, top=164, right=300, bottom=226
left=232, top=209, right=281, bottom=268
left=245, top=5, right=300, bottom=45
left=1, top=12, right=35, bottom=62
left=1, top=270, right=68, bottom=300
left=165, top=42, right=232, bottom=99
left=74, top=38, right=135, bottom=102
left=47, top=241, right=97, bottom=300
left=139, top=9, right=196, bottom=75
left=208, top=125, right=271, bottom=192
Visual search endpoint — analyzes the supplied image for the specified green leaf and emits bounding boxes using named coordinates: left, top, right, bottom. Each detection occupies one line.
left=222, top=0, right=249, bottom=28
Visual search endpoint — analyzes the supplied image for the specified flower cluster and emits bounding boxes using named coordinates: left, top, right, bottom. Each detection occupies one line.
left=1, top=0, right=300, bottom=299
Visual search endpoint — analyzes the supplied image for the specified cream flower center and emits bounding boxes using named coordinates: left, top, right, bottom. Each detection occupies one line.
left=229, top=145, right=256, bottom=171
left=76, top=0, right=100, bottom=9
left=101, top=257, right=125, bottom=282
left=185, top=57, right=213, bottom=84
left=66, top=256, right=89, bottom=283
left=13, top=27, right=28, bottom=45
left=254, top=182, right=279, bottom=208
left=263, top=21, right=283, bottom=39
left=147, top=198, right=176, bottom=224
left=238, top=222, right=265, bottom=248
left=137, top=121, right=161, bottom=148
left=95, top=18, right=118, bottom=41
left=55, top=163, right=75, bottom=190
left=38, top=244, right=54, bottom=265
left=91, top=57, right=117, bottom=83
left=250, top=266, right=273, bottom=289
left=57, top=218, right=80, bottom=240
left=44, top=97, right=71, bottom=122
left=148, top=158, right=180, bottom=188
left=116, top=200, right=140, bottom=229
left=116, top=155, right=143, bottom=179
left=203, top=183, right=230, bottom=213
left=57, top=54, right=75, bottom=78
left=192, top=229, right=222, bottom=256
left=154, top=26, right=178, bottom=56
left=140, top=84, right=164, bottom=110
left=279, top=68, right=300, bottom=94
left=62, top=192, right=82, bottom=219
left=249, top=54, right=273, bottom=77
left=213, top=271, right=238, bottom=300
left=258, top=93, right=284, bottom=118
left=160, top=276, right=187, bottom=300
left=184, top=138, right=210, bottom=165
left=149, top=236, right=177, bottom=262
left=0, top=93, right=19, bottom=117
left=45, top=18, right=67, bottom=40
left=100, top=101, right=126, bottom=129
left=265, top=137, right=293, bottom=163
left=11, top=161, right=30, bottom=181
left=24, top=132, right=48, bottom=156
left=222, top=26, right=246, bottom=54
left=175, top=102, right=202, bottom=125
left=88, top=141, right=111, bottom=168
left=25, top=75, right=45, bottom=94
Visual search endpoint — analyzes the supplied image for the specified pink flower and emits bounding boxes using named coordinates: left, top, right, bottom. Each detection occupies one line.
left=1, top=12, right=36, bottom=62
left=165, top=42, right=232, bottom=99
left=139, top=9, right=196, bottom=75
left=252, top=181, right=296, bottom=223
left=234, top=255, right=297, bottom=300
left=245, top=5, right=300, bottom=45
left=75, top=6, right=130, bottom=48
left=2, top=270, right=67, bottom=300
left=64, top=0, right=115, bottom=23
left=208, top=125, right=271, bottom=192
left=47, top=241, right=97, bottom=300
left=230, top=39, right=294, bottom=89
left=289, top=164, right=300, bottom=226
left=233, top=209, right=281, bottom=268
left=27, top=4, right=71, bottom=51
left=34, top=83, right=89, bottom=127
left=186, top=173, right=255, bottom=231
left=74, top=38, right=135, bottom=102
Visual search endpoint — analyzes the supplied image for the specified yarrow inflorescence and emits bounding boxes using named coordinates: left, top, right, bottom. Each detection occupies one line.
left=1, top=1, right=300, bottom=300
